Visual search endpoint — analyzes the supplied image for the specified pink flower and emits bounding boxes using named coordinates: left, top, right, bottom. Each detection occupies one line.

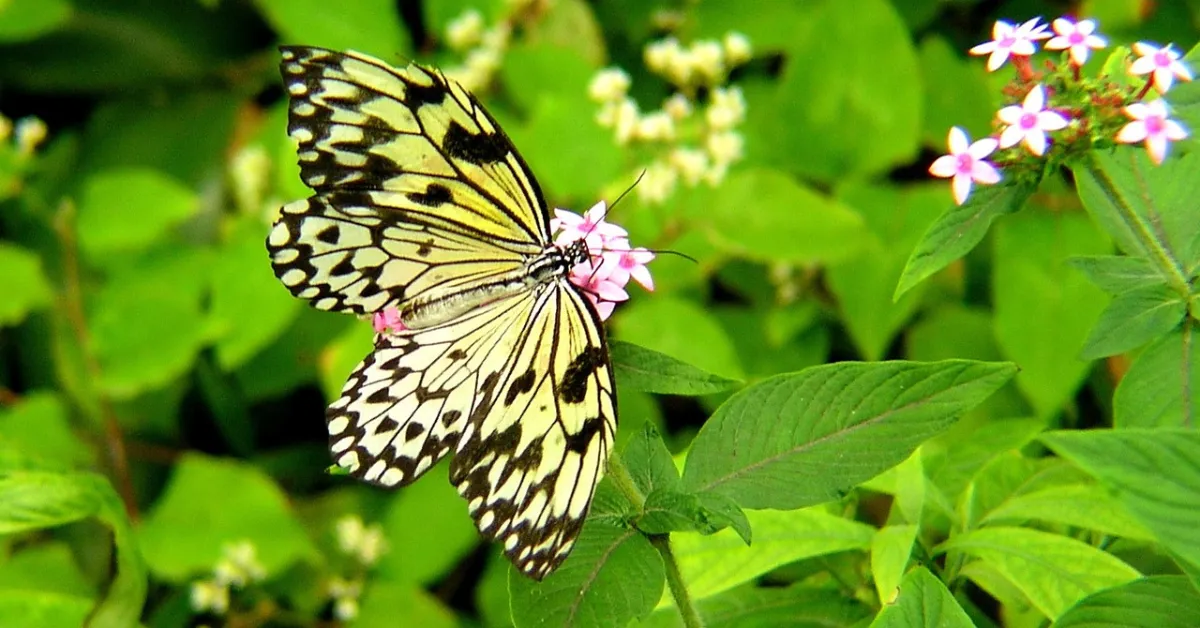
left=1130, top=42, right=1193, bottom=94
left=997, top=84, right=1069, bottom=156
left=550, top=201, right=627, bottom=248
left=600, top=239, right=656, bottom=291
left=1116, top=99, right=1188, bottom=165
left=929, top=127, right=1002, bottom=205
left=969, top=18, right=1050, bottom=72
left=372, top=307, right=406, bottom=334
left=1045, top=17, right=1106, bottom=66
left=569, top=263, right=629, bottom=320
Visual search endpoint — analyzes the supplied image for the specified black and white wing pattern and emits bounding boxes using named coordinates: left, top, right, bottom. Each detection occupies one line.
left=267, top=46, right=617, bottom=579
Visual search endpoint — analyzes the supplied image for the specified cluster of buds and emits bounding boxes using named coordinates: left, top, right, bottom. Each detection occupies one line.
left=930, top=16, right=1193, bottom=205
left=335, top=514, right=387, bottom=566
left=551, top=202, right=655, bottom=320
left=589, top=32, right=752, bottom=204
left=441, top=0, right=549, bottom=91
left=189, top=540, right=268, bottom=616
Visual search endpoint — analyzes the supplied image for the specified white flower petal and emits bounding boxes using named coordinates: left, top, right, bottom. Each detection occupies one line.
left=997, top=104, right=1024, bottom=124
left=947, top=126, right=969, bottom=154
left=1155, top=68, right=1175, bottom=92
left=986, top=49, right=1011, bottom=71
left=971, top=161, right=1002, bottom=184
left=1116, top=120, right=1148, bottom=143
left=1146, top=135, right=1168, bottom=164
left=1010, top=40, right=1036, bottom=56
left=968, top=137, right=999, bottom=159
left=1037, top=111, right=1069, bottom=131
left=999, top=125, right=1025, bottom=149
left=1130, top=56, right=1156, bottom=75
left=1164, top=120, right=1189, bottom=140
left=1077, top=19, right=1097, bottom=35
left=952, top=174, right=973, bottom=205
left=969, top=41, right=997, bottom=55
left=1023, top=130, right=1048, bottom=156
left=1085, top=35, right=1107, bottom=49
left=929, top=155, right=959, bottom=177
left=1024, top=84, right=1046, bottom=110
left=1133, top=41, right=1158, bottom=56
left=1052, top=18, right=1074, bottom=35
left=1124, top=102, right=1151, bottom=120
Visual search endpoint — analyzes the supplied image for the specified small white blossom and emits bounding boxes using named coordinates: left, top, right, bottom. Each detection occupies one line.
left=230, top=145, right=270, bottom=213
left=611, top=99, right=640, bottom=145
left=723, top=32, right=752, bottom=66
left=928, top=126, right=1001, bottom=205
left=190, top=579, right=230, bottom=615
left=335, top=515, right=387, bottom=566
left=644, top=37, right=683, bottom=76
left=588, top=68, right=631, bottom=103
left=690, top=40, right=726, bottom=83
left=707, top=130, right=745, bottom=166
left=969, top=18, right=1050, bottom=71
left=481, top=23, right=511, bottom=52
left=445, top=9, right=484, bottom=52
left=669, top=147, right=709, bottom=186
left=663, top=93, right=693, bottom=120
left=638, top=160, right=678, bottom=204
left=706, top=86, right=746, bottom=130
left=996, top=84, right=1069, bottom=156
left=1045, top=17, right=1106, bottom=66
left=14, top=117, right=47, bottom=156
left=1130, top=42, right=1193, bottom=94
left=334, top=597, right=359, bottom=620
left=213, top=540, right=266, bottom=587
left=1116, top=99, right=1188, bottom=165
left=636, top=111, right=675, bottom=141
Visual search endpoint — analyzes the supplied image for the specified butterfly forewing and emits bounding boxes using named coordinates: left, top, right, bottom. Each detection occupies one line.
left=271, top=46, right=618, bottom=580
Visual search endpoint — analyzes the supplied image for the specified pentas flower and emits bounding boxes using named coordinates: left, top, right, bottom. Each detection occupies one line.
left=969, top=18, right=1050, bottom=71
left=601, top=239, right=656, bottom=291
left=929, top=127, right=1001, bottom=205
left=552, top=206, right=654, bottom=320
left=1116, top=99, right=1188, bottom=165
left=997, top=84, right=1069, bottom=156
left=1045, top=17, right=1106, bottom=66
left=569, top=263, right=630, bottom=320
left=373, top=308, right=406, bottom=334
left=551, top=201, right=627, bottom=250
left=1130, top=42, right=1193, bottom=94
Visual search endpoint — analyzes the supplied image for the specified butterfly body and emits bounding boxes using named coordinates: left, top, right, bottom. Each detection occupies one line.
left=268, top=46, right=617, bottom=579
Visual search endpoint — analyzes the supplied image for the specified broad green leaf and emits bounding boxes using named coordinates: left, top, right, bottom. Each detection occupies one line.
left=1041, top=429, right=1200, bottom=575
left=665, top=508, right=874, bottom=605
left=1055, top=576, right=1200, bottom=628
left=924, top=417, right=1044, bottom=506
left=869, top=566, right=973, bottom=628
left=138, top=454, right=318, bottom=581
left=918, top=36, right=995, bottom=143
left=252, top=0, right=410, bottom=59
left=1113, top=326, right=1200, bottom=428
left=705, top=169, right=868, bottom=265
left=940, top=527, right=1140, bottom=619
left=870, top=525, right=918, bottom=606
left=522, top=0, right=606, bottom=65
left=356, top=582, right=456, bottom=628
left=0, top=244, right=52, bottom=327
left=236, top=307, right=350, bottom=401
left=1079, top=283, right=1186, bottom=359
left=993, top=209, right=1109, bottom=417
left=611, top=341, right=741, bottom=396
left=0, top=471, right=145, bottom=628
left=0, top=393, right=92, bottom=469
left=1068, top=255, right=1164, bottom=295
left=617, top=297, right=744, bottom=381
left=0, top=591, right=91, bottom=628
left=0, top=542, right=93, bottom=598
left=637, top=585, right=872, bottom=628
left=623, top=424, right=681, bottom=496
left=895, top=179, right=1036, bottom=299
left=636, top=489, right=750, bottom=543
left=1074, top=148, right=1200, bottom=270
left=76, top=168, right=198, bottom=261
left=829, top=182, right=945, bottom=360
left=960, top=453, right=1085, bottom=531
left=0, top=0, right=71, bottom=42
left=713, top=305, right=830, bottom=380
left=980, top=483, right=1154, bottom=540
left=209, top=217, right=301, bottom=369
left=681, top=360, right=1017, bottom=509
left=375, top=461, right=479, bottom=585
left=751, top=0, right=919, bottom=179
left=509, top=521, right=663, bottom=628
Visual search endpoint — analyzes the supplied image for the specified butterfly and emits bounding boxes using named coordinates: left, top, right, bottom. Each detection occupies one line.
left=267, top=46, right=621, bottom=579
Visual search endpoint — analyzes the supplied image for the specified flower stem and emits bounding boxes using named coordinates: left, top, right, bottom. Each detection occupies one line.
left=650, top=534, right=705, bottom=628
left=606, top=454, right=646, bottom=509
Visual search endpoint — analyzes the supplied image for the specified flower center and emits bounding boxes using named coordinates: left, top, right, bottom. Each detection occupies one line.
left=999, top=36, right=1016, bottom=47
left=1146, top=116, right=1165, bottom=135
left=1154, top=51, right=1171, bottom=67
left=955, top=153, right=975, bottom=174
left=1019, top=112, right=1038, bottom=129
left=1068, top=32, right=1085, bottom=45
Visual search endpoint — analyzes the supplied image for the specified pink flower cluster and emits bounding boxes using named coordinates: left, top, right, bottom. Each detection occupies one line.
left=370, top=202, right=654, bottom=334
left=551, top=202, right=655, bottom=321
left=930, top=16, right=1193, bottom=205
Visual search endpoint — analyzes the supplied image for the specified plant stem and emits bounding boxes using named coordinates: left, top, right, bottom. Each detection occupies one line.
left=606, top=455, right=646, bottom=510
left=649, top=534, right=705, bottom=628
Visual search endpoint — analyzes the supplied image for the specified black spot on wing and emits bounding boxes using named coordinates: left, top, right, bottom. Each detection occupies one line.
left=374, top=417, right=399, bottom=435
left=443, top=121, right=510, bottom=165
left=416, top=239, right=435, bottom=257
left=404, top=79, right=446, bottom=107
left=316, top=225, right=340, bottom=244
left=407, top=183, right=453, bottom=207
left=405, top=422, right=426, bottom=441
left=564, top=416, right=606, bottom=453
left=441, top=410, right=461, bottom=427
left=505, top=368, right=536, bottom=406
left=559, top=347, right=605, bottom=404
left=447, top=349, right=467, bottom=360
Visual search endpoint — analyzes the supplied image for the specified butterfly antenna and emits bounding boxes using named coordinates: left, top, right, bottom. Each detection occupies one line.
left=605, top=170, right=645, bottom=219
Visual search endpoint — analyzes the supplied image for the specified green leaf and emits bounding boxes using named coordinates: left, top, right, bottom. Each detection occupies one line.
left=374, top=461, right=479, bottom=585
left=993, top=209, right=1110, bottom=417
left=667, top=508, right=874, bottom=605
left=1041, top=429, right=1200, bottom=575
left=941, top=527, right=1140, bottom=619
left=635, top=489, right=750, bottom=542
left=918, top=36, right=995, bottom=144
left=611, top=341, right=741, bottom=396
left=0, top=244, right=52, bottom=327
left=637, top=585, right=873, bottom=628
left=894, top=179, right=1036, bottom=299
left=138, top=453, right=318, bottom=581
left=680, top=360, right=1017, bottom=509
left=924, top=417, right=1044, bottom=506
left=1069, top=255, right=1164, bottom=295
left=0, top=0, right=71, bottom=42
left=75, top=168, right=198, bottom=261
left=868, top=567, right=974, bottom=628
left=0, top=542, right=94, bottom=598
left=979, top=483, right=1154, bottom=541
left=509, top=521, right=663, bottom=628
left=1079, top=283, right=1186, bottom=359
left=0, top=471, right=146, bottom=628
left=0, top=591, right=91, bottom=628
left=623, top=424, right=681, bottom=496
left=209, top=217, right=301, bottom=369
left=705, top=169, right=868, bottom=265
left=356, top=582, right=457, bottom=628
left=1055, top=576, right=1200, bottom=628
left=870, top=525, right=918, bottom=606
left=252, top=0, right=410, bottom=59
left=616, top=296, right=744, bottom=381
left=0, top=394, right=92, bottom=469
left=1114, top=326, right=1200, bottom=428
left=829, top=182, right=946, bottom=360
